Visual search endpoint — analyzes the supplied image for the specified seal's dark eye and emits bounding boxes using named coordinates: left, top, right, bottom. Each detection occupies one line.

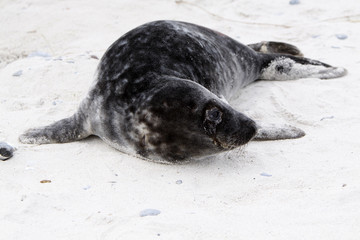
left=206, top=107, right=222, bottom=123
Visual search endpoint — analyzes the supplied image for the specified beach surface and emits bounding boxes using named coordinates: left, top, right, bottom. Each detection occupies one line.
left=1, top=0, right=360, bottom=239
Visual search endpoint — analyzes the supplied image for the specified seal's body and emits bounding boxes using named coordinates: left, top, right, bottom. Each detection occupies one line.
left=19, top=21, right=346, bottom=163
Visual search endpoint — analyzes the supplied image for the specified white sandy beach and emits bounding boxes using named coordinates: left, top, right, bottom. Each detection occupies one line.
left=1, top=0, right=360, bottom=239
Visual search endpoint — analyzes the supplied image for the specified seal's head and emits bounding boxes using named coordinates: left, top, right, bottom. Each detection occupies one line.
left=131, top=79, right=257, bottom=163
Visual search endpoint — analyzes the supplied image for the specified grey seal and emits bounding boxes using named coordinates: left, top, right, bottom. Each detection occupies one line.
left=19, top=20, right=346, bottom=163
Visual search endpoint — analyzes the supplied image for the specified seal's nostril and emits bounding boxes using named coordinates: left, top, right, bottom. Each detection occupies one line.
left=250, top=124, right=258, bottom=139
left=245, top=126, right=256, bottom=142
left=243, top=120, right=257, bottom=142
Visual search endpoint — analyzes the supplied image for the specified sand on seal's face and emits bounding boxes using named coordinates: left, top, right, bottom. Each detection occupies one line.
left=0, top=0, right=360, bottom=239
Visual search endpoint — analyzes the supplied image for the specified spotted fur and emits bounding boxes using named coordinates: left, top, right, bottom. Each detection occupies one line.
left=19, top=20, right=346, bottom=163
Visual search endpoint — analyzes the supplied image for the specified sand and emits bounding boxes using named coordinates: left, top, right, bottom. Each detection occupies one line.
left=1, top=0, right=360, bottom=239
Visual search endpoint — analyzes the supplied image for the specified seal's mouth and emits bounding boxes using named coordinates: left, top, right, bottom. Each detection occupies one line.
left=210, top=127, right=258, bottom=150
left=211, top=136, right=241, bottom=150
left=211, top=137, right=231, bottom=150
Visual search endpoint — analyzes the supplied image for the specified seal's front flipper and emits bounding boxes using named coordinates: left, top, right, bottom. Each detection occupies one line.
left=248, top=41, right=303, bottom=57
left=259, top=54, right=347, bottom=80
left=19, top=113, right=91, bottom=144
left=253, top=124, right=305, bottom=141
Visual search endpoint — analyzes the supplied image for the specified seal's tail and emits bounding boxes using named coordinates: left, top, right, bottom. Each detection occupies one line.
left=19, top=112, right=92, bottom=144
left=258, top=53, right=347, bottom=80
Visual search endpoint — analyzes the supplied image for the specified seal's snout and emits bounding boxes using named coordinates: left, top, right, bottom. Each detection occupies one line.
left=236, top=117, right=257, bottom=145
left=215, top=111, right=258, bottom=149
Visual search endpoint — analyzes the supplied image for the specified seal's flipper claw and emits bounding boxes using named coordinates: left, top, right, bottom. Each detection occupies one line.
left=253, top=124, right=305, bottom=141
left=248, top=41, right=303, bottom=57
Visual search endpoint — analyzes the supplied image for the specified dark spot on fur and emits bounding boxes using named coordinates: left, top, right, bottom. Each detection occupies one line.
left=276, top=65, right=285, bottom=73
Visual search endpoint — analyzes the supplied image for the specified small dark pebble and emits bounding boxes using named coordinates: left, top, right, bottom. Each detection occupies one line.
left=176, top=180, right=183, bottom=184
left=336, top=34, right=348, bottom=40
left=40, top=180, right=51, bottom=183
left=320, top=116, right=334, bottom=121
left=139, top=209, right=161, bottom=217
left=260, top=172, right=272, bottom=177
left=289, top=0, right=300, bottom=5
left=28, top=51, right=51, bottom=58
left=90, top=55, right=99, bottom=60
left=0, top=142, right=15, bottom=160
left=52, top=99, right=63, bottom=106
left=12, top=70, right=23, bottom=77
left=342, top=184, right=347, bottom=187
left=21, top=195, right=27, bottom=201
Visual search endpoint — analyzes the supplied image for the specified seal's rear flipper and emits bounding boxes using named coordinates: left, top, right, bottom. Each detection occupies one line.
left=253, top=124, right=305, bottom=141
left=259, top=54, right=347, bottom=80
left=248, top=41, right=303, bottom=57
left=19, top=113, right=91, bottom=144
